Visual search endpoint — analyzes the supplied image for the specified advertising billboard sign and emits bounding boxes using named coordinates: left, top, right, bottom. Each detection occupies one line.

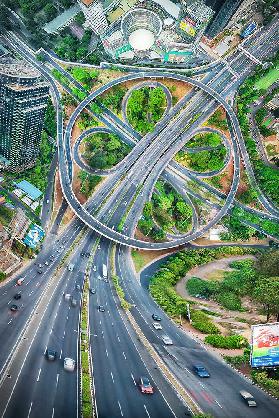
left=251, top=323, right=279, bottom=367
left=179, top=16, right=197, bottom=37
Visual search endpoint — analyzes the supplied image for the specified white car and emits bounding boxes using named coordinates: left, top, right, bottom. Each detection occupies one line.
left=45, top=261, right=49, bottom=266
left=64, top=357, right=75, bottom=372
left=153, top=322, right=162, bottom=330
left=162, top=335, right=173, bottom=345
left=93, top=265, right=97, bottom=272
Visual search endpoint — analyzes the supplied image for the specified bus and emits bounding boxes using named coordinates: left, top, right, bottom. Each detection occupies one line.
left=102, top=264, right=107, bottom=279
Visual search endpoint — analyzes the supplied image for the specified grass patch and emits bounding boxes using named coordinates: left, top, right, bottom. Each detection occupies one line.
left=205, top=269, right=226, bottom=281
left=255, top=68, right=279, bottom=90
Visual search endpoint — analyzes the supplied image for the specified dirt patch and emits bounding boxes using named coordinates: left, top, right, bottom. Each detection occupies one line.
left=131, top=246, right=178, bottom=273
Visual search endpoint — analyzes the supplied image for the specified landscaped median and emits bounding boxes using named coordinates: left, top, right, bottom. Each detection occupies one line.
left=80, top=274, right=94, bottom=418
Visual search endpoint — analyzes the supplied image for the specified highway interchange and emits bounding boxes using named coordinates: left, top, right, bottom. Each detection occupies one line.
left=0, top=18, right=279, bottom=418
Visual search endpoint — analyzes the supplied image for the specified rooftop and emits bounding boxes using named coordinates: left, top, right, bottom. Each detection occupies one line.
left=15, top=180, right=42, bottom=201
left=0, top=60, right=40, bottom=79
left=43, top=4, right=80, bottom=34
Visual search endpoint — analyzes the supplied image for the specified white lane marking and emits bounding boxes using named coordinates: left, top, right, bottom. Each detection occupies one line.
left=122, top=352, right=126, bottom=360
left=35, top=282, right=40, bottom=287
left=105, top=349, right=109, bottom=358
left=215, top=400, right=223, bottom=408
left=51, top=407, right=55, bottom=418
left=110, top=372, right=114, bottom=383
left=118, top=401, right=124, bottom=417
left=36, top=368, right=41, bottom=382
left=56, top=373, right=59, bottom=386
left=144, top=404, right=150, bottom=418
left=3, top=291, right=7, bottom=295
left=117, top=336, right=120, bottom=342
left=8, top=299, right=12, bottom=304
left=131, top=373, right=136, bottom=386
left=59, top=349, right=62, bottom=359
left=66, top=315, right=68, bottom=321
left=99, top=320, right=101, bottom=325
left=28, top=291, right=33, bottom=297
left=25, top=282, right=31, bottom=286
left=63, top=330, right=66, bottom=337
left=199, top=382, right=205, bottom=388
left=27, top=401, right=33, bottom=418
left=8, top=319, right=13, bottom=325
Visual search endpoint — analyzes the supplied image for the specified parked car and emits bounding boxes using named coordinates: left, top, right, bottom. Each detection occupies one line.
left=193, top=365, right=210, bottom=378
left=10, top=304, right=18, bottom=312
left=89, top=288, right=96, bottom=294
left=75, top=284, right=81, bottom=291
left=71, top=298, right=77, bottom=307
left=45, top=261, right=49, bottom=266
left=37, top=269, right=43, bottom=274
left=16, top=278, right=25, bottom=286
left=14, top=293, right=21, bottom=300
left=46, top=349, right=57, bottom=361
left=152, top=314, right=162, bottom=321
left=162, top=335, right=173, bottom=345
left=64, top=357, right=75, bottom=372
left=139, top=376, right=154, bottom=394
left=93, top=265, right=97, bottom=272
left=98, top=305, right=105, bottom=312
left=240, top=391, right=257, bottom=407
left=153, top=322, right=162, bottom=330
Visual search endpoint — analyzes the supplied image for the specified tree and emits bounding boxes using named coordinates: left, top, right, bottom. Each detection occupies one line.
left=256, top=250, right=279, bottom=278
left=253, top=277, right=279, bottom=321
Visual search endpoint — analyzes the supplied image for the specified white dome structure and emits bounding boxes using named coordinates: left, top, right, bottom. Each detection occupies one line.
left=121, top=8, right=162, bottom=52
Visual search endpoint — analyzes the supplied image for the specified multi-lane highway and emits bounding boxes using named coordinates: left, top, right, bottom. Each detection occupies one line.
left=0, top=16, right=278, bottom=418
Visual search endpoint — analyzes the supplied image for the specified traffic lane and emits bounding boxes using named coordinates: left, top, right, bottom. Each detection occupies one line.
left=0, top=265, right=79, bottom=418
left=90, top=245, right=179, bottom=418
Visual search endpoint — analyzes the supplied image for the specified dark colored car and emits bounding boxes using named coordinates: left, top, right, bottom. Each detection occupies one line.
left=98, top=305, right=105, bottom=312
left=46, top=349, right=57, bottom=361
left=193, top=365, right=210, bottom=378
left=152, top=314, right=162, bottom=321
left=10, top=304, right=18, bottom=312
left=14, top=293, right=21, bottom=300
left=37, top=269, right=43, bottom=274
left=89, top=288, right=96, bottom=294
left=139, top=376, right=154, bottom=394
left=81, top=252, right=85, bottom=257
left=85, top=252, right=90, bottom=258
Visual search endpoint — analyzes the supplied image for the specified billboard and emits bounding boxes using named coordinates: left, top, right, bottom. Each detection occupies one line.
left=179, top=17, right=197, bottom=37
left=23, top=224, right=45, bottom=249
left=251, top=323, right=279, bottom=367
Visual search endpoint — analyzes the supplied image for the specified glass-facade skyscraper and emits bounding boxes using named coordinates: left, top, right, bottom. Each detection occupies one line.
left=0, top=60, right=49, bottom=172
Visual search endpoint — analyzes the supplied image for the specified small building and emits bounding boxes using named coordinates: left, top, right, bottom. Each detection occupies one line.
left=9, top=207, right=31, bottom=240
left=15, top=180, right=42, bottom=201
left=23, top=224, right=45, bottom=249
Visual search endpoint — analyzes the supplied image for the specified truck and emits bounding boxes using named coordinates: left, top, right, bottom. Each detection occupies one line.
left=68, top=263, right=74, bottom=272
left=102, top=264, right=107, bottom=279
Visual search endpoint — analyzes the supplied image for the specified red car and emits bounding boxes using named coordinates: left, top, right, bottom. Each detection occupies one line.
left=139, top=377, right=154, bottom=394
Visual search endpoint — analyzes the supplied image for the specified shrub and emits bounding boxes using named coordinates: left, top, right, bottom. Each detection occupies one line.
left=216, top=292, right=242, bottom=311
left=191, top=310, right=220, bottom=334
left=251, top=370, right=279, bottom=398
left=204, top=334, right=249, bottom=349
left=224, top=348, right=251, bottom=365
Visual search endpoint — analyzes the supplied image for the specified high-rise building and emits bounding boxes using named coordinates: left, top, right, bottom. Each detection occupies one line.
left=177, top=1, right=214, bottom=46
left=205, top=0, right=244, bottom=39
left=0, top=60, right=49, bottom=172
left=78, top=0, right=108, bottom=35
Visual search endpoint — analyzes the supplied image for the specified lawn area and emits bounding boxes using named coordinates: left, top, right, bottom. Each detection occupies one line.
left=131, top=249, right=173, bottom=273
left=254, top=68, right=279, bottom=90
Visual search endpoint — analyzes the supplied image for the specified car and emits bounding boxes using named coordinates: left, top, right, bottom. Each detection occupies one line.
left=38, top=264, right=43, bottom=268
left=71, top=298, right=77, bottom=307
left=162, top=335, right=173, bottom=345
left=98, top=305, right=105, bottom=312
left=89, top=288, right=96, bottom=294
left=10, top=304, right=18, bottom=312
left=64, top=293, right=71, bottom=300
left=64, top=357, right=75, bottom=372
left=14, top=293, right=21, bottom=300
left=93, top=265, right=97, bottom=272
left=45, top=261, right=49, bottom=266
left=16, top=277, right=25, bottom=285
left=81, top=252, right=85, bottom=257
left=139, top=376, right=154, bottom=394
left=97, top=245, right=101, bottom=250
left=46, top=199, right=49, bottom=204
left=240, top=391, right=257, bottom=407
left=46, top=349, right=57, bottom=361
left=104, top=279, right=109, bottom=283
left=37, top=269, right=43, bottom=274
left=193, top=365, right=210, bottom=378
left=85, top=252, right=90, bottom=258
left=75, top=284, right=81, bottom=291
left=152, top=314, right=162, bottom=321
left=153, top=322, right=162, bottom=330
